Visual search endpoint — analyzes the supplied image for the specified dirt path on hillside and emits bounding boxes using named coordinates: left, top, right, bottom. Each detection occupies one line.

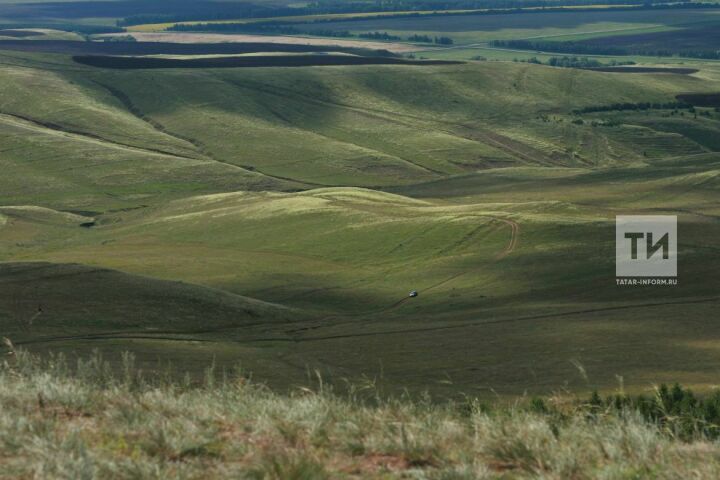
left=456, top=126, right=564, bottom=167
left=372, top=216, right=520, bottom=314
left=495, top=217, right=519, bottom=259
left=273, top=214, right=519, bottom=335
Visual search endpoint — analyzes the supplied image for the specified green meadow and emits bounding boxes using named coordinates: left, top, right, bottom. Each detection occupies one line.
left=0, top=47, right=719, bottom=397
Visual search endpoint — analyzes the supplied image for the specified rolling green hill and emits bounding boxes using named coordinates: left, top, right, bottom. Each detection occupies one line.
left=2, top=47, right=720, bottom=396
left=1, top=50, right=716, bottom=207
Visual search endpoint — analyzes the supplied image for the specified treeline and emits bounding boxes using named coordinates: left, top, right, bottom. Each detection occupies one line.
left=309, top=29, right=353, bottom=38
left=573, top=101, right=691, bottom=114
left=519, top=56, right=635, bottom=68
left=167, top=22, right=303, bottom=35
left=359, top=31, right=401, bottom=41
left=408, top=34, right=454, bottom=44
left=492, top=39, right=625, bottom=55
left=491, top=36, right=720, bottom=60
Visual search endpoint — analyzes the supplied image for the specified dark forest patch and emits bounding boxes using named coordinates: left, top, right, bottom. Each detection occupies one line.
left=578, top=25, right=720, bottom=55
left=73, top=54, right=461, bottom=69
left=0, top=39, right=396, bottom=58
left=586, top=67, right=698, bottom=74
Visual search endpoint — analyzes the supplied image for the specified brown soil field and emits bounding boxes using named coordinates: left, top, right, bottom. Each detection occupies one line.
left=101, top=32, right=425, bottom=53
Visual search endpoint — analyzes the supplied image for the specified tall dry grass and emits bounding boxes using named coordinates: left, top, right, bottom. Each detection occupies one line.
left=0, top=344, right=719, bottom=479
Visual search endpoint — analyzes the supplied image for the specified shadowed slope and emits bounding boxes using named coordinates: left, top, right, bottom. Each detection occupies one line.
left=0, top=262, right=299, bottom=341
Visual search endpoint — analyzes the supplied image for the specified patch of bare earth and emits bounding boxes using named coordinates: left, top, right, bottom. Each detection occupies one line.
left=100, top=32, right=426, bottom=53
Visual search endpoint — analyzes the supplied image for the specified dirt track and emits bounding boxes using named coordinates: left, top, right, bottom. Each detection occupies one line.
left=380, top=215, right=519, bottom=313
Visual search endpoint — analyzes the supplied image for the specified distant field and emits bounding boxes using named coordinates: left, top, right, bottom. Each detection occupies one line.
left=283, top=7, right=720, bottom=45
left=104, top=31, right=422, bottom=52
left=0, top=0, right=284, bottom=25
left=185, top=6, right=715, bottom=62
left=413, top=46, right=720, bottom=64
left=125, top=4, right=654, bottom=32
left=678, top=93, right=720, bottom=107
left=0, top=39, right=399, bottom=56
left=125, top=9, right=490, bottom=32
left=576, top=22, right=720, bottom=56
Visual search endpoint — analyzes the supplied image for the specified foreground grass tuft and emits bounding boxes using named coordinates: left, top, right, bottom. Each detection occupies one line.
left=1, top=348, right=720, bottom=478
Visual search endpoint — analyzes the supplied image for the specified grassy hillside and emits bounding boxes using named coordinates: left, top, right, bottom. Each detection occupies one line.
left=1, top=50, right=715, bottom=204
left=0, top=261, right=312, bottom=386
left=1, top=48, right=720, bottom=396
left=3, top=170, right=720, bottom=395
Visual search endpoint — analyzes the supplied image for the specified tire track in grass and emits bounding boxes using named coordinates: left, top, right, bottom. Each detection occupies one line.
left=389, top=216, right=519, bottom=301
left=18, top=296, right=720, bottom=347
left=15, top=215, right=520, bottom=344
left=261, top=296, right=720, bottom=343
left=12, top=316, right=300, bottom=347
left=284, top=215, right=520, bottom=331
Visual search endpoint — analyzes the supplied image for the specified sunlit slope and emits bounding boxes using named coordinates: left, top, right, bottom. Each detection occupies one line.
left=390, top=154, right=720, bottom=207
left=5, top=167, right=719, bottom=317
left=4, top=189, right=513, bottom=313
left=2, top=53, right=716, bottom=204
left=82, top=62, right=712, bottom=181
left=2, top=173, right=719, bottom=394
left=2, top=52, right=720, bottom=394
left=0, top=63, right=296, bottom=209
left=0, top=66, right=202, bottom=158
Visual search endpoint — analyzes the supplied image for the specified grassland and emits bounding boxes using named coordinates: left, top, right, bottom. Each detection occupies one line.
left=1, top=46, right=720, bottom=397
left=4, top=349, right=720, bottom=478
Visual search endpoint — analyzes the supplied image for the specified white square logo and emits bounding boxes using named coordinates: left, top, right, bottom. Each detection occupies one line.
left=616, top=215, right=677, bottom=278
